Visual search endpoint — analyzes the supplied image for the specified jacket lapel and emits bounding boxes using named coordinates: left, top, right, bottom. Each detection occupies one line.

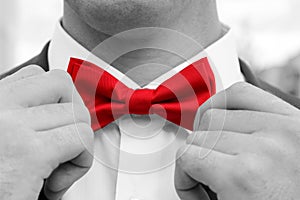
left=239, top=59, right=300, bottom=109
left=0, top=42, right=50, bottom=80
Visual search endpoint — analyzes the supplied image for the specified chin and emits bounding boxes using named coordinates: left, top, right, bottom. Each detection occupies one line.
left=66, top=0, right=188, bottom=35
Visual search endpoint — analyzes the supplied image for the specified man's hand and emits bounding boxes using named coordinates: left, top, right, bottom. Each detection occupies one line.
left=0, top=66, right=94, bottom=200
left=175, top=82, right=300, bottom=200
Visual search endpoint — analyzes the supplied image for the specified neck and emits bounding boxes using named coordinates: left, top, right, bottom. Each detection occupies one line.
left=63, top=1, right=224, bottom=86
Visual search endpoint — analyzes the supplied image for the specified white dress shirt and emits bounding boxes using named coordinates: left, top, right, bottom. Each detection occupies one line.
left=48, top=22, right=244, bottom=200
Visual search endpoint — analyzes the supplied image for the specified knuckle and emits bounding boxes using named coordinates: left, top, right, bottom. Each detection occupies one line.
left=235, top=154, right=267, bottom=187
left=75, top=123, right=94, bottom=153
left=202, top=109, right=212, bottom=122
left=24, top=65, right=45, bottom=74
left=228, top=81, right=252, bottom=94
left=49, top=69, right=73, bottom=87
left=75, top=123, right=94, bottom=146
left=200, top=109, right=215, bottom=129
left=72, top=103, right=91, bottom=124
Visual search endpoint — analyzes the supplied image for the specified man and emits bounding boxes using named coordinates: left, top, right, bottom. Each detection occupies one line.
left=1, top=0, right=300, bottom=200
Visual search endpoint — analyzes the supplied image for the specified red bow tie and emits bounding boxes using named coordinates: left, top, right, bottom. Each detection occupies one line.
left=67, top=57, right=216, bottom=131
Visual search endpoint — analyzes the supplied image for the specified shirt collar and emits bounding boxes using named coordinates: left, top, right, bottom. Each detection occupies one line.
left=48, top=21, right=244, bottom=92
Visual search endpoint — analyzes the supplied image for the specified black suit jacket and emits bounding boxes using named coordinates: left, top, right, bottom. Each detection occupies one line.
left=1, top=43, right=300, bottom=200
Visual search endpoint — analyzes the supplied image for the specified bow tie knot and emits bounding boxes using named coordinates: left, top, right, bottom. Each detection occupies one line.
left=127, top=89, right=154, bottom=114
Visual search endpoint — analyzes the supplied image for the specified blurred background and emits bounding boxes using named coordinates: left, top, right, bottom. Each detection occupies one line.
left=1, top=0, right=300, bottom=96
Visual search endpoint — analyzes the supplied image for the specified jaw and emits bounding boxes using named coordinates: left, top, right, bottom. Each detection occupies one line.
left=64, top=0, right=191, bottom=35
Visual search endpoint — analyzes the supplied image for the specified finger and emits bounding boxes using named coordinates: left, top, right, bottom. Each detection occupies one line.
left=37, top=123, right=93, bottom=200
left=197, top=109, right=291, bottom=133
left=39, top=122, right=94, bottom=167
left=175, top=161, right=210, bottom=200
left=0, top=65, right=45, bottom=84
left=43, top=124, right=94, bottom=200
left=194, top=82, right=299, bottom=130
left=12, top=103, right=91, bottom=131
left=187, top=131, right=267, bottom=155
left=0, top=69, right=84, bottom=108
left=176, top=145, right=234, bottom=193
left=44, top=153, right=93, bottom=200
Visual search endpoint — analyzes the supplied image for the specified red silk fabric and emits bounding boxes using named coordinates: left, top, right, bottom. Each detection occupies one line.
left=67, top=57, right=216, bottom=131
